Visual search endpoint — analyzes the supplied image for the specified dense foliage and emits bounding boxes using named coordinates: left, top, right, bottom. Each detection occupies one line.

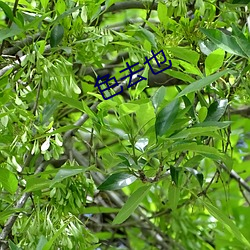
left=1, top=0, right=250, bottom=249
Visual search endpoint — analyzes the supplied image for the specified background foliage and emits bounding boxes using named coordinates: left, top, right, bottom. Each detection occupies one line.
left=1, top=0, right=250, bottom=249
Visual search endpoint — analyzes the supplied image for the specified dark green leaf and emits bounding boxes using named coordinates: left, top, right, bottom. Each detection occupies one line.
left=98, top=172, right=137, bottom=191
left=185, top=167, right=204, bottom=187
left=205, top=99, right=228, bottom=122
left=50, top=24, right=64, bottom=47
left=155, top=98, right=179, bottom=137
left=232, top=0, right=250, bottom=4
left=170, top=166, right=181, bottom=186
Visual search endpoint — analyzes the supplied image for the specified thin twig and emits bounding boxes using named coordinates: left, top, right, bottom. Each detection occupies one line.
left=141, top=0, right=156, bottom=28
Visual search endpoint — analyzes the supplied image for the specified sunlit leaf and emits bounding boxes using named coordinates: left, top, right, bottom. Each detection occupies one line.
left=151, top=86, right=166, bottom=111
left=98, top=172, right=137, bottom=191
left=0, top=168, right=18, bottom=194
left=200, top=28, right=247, bottom=58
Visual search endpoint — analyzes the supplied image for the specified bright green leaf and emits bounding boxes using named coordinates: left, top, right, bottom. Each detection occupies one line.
left=0, top=168, right=18, bottom=194
left=205, top=49, right=225, bottom=75
left=168, top=47, right=200, bottom=65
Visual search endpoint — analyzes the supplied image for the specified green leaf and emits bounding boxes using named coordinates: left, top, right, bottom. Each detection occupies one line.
left=166, top=69, right=195, bottom=83
left=205, top=99, right=228, bottom=122
left=203, top=201, right=250, bottom=248
left=200, top=28, right=247, bottom=58
left=170, top=126, right=220, bottom=139
left=24, top=177, right=51, bottom=192
left=9, top=241, right=21, bottom=250
left=232, top=0, right=250, bottom=4
left=168, top=182, right=180, bottom=210
left=168, top=47, right=200, bottom=65
left=36, top=236, right=48, bottom=250
left=112, top=185, right=151, bottom=224
left=176, top=70, right=230, bottom=98
left=119, top=103, right=140, bottom=115
left=54, top=5, right=83, bottom=23
left=41, top=101, right=60, bottom=125
left=205, top=49, right=225, bottom=75
left=170, top=166, right=180, bottom=186
left=198, top=106, right=208, bottom=122
left=151, top=86, right=166, bottom=111
left=185, top=167, right=204, bottom=187
left=42, top=223, right=69, bottom=250
left=0, top=1, right=14, bottom=21
left=53, top=92, right=84, bottom=112
left=50, top=24, right=64, bottom=47
left=157, top=2, right=168, bottom=24
left=98, top=172, right=137, bottom=191
left=51, top=166, right=86, bottom=186
left=80, top=206, right=120, bottom=214
left=155, top=98, right=179, bottom=137
left=194, top=121, right=231, bottom=129
left=136, top=27, right=156, bottom=48
left=40, top=0, right=49, bottom=9
left=0, top=209, right=23, bottom=223
left=0, top=168, right=18, bottom=194
left=0, top=25, right=23, bottom=42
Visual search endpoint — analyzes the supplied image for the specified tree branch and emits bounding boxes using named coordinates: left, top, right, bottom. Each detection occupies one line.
left=0, top=161, right=49, bottom=241
left=219, top=163, right=250, bottom=193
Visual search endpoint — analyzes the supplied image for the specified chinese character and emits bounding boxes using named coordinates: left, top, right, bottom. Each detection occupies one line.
left=94, top=74, right=123, bottom=100
left=119, top=62, right=147, bottom=88
left=144, top=50, right=172, bottom=75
